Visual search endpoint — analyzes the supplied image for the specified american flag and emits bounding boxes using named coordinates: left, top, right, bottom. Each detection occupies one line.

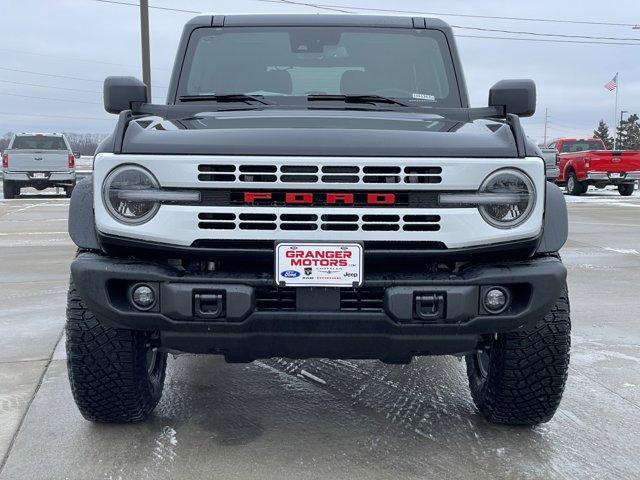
left=604, top=74, right=618, bottom=91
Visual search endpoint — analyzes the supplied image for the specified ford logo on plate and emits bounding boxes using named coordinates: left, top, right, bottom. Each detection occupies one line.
left=281, top=270, right=300, bottom=278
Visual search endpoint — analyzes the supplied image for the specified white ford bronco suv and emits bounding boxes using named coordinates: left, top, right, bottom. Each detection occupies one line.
left=67, top=14, right=570, bottom=426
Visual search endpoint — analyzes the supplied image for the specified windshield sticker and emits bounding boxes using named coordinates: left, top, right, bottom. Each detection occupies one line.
left=412, top=93, right=436, bottom=102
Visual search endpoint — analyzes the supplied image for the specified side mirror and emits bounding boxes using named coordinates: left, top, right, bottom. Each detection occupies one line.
left=103, top=76, right=148, bottom=114
left=489, top=79, right=536, bottom=117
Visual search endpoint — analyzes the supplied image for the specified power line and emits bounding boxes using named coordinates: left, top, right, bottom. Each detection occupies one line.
left=0, top=67, right=104, bottom=83
left=451, top=25, right=640, bottom=42
left=0, top=67, right=168, bottom=88
left=0, top=92, right=102, bottom=105
left=90, top=0, right=198, bottom=13
left=90, top=0, right=640, bottom=45
left=263, top=0, right=353, bottom=13
left=0, top=48, right=169, bottom=71
left=0, top=112, right=112, bottom=121
left=94, top=0, right=640, bottom=29
left=455, top=34, right=640, bottom=46
left=255, top=0, right=640, bottom=28
left=0, top=79, right=100, bottom=94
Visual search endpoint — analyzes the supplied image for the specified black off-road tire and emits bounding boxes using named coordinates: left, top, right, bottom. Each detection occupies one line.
left=618, top=183, right=635, bottom=196
left=565, top=172, right=585, bottom=196
left=66, top=280, right=167, bottom=422
left=465, top=287, right=570, bottom=426
left=3, top=180, right=17, bottom=199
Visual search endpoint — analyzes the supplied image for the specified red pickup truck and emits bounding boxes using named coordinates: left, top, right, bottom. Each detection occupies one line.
left=549, top=138, right=640, bottom=196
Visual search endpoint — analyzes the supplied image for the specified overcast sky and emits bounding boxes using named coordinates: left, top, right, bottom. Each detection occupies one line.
left=1, top=0, right=639, bottom=143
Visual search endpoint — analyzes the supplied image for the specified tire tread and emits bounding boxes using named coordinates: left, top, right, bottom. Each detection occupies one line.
left=66, top=280, right=166, bottom=422
left=466, top=288, right=571, bottom=425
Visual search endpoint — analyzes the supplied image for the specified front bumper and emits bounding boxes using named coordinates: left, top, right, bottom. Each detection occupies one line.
left=71, top=253, right=566, bottom=362
left=3, top=171, right=76, bottom=184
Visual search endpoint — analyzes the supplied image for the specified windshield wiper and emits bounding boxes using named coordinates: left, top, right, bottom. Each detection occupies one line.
left=179, top=94, right=272, bottom=105
left=307, top=94, right=411, bottom=107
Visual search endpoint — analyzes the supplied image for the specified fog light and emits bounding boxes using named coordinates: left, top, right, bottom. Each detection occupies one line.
left=484, top=287, right=509, bottom=314
left=132, top=284, right=155, bottom=310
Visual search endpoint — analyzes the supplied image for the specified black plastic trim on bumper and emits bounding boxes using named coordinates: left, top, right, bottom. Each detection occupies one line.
left=70, top=252, right=566, bottom=361
left=97, top=232, right=540, bottom=262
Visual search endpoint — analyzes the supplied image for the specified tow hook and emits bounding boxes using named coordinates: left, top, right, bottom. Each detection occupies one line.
left=414, top=293, right=446, bottom=321
left=194, top=292, right=225, bottom=319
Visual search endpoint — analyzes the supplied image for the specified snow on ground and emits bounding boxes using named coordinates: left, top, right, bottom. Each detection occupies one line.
left=563, top=185, right=640, bottom=204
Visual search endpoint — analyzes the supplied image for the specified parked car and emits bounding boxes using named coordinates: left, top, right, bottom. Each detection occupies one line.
left=539, top=146, right=560, bottom=180
left=67, top=14, right=570, bottom=426
left=1, top=133, right=77, bottom=198
left=549, top=138, right=640, bottom=196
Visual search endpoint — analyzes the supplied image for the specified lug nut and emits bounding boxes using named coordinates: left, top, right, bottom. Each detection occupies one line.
left=484, top=287, right=509, bottom=313
left=132, top=284, right=155, bottom=310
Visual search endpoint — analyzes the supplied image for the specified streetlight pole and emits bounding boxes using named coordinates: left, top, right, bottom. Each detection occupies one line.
left=140, top=0, right=151, bottom=102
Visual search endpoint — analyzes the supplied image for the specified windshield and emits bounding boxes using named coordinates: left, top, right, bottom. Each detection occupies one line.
left=178, top=27, right=461, bottom=108
left=560, top=140, right=606, bottom=153
left=11, top=135, right=67, bottom=150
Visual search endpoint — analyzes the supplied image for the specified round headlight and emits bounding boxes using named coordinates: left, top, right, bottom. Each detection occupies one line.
left=102, top=165, right=160, bottom=225
left=478, top=169, right=535, bottom=228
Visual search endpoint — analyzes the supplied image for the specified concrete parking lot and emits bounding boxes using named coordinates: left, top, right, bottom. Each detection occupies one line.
left=0, top=185, right=639, bottom=479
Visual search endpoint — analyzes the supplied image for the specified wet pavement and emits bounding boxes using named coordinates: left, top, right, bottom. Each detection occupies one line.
left=0, top=186, right=639, bottom=479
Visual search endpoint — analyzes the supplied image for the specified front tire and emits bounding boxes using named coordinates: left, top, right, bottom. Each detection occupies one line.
left=66, top=280, right=167, bottom=422
left=618, top=183, right=635, bottom=196
left=465, top=287, right=570, bottom=426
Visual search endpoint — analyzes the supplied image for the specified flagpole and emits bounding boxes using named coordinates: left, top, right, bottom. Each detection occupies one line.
left=613, top=72, right=619, bottom=150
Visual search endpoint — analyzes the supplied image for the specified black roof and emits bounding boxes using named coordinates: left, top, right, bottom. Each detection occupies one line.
left=185, top=14, right=452, bottom=30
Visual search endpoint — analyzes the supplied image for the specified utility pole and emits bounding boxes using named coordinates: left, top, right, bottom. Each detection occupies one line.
left=140, top=0, right=151, bottom=102
left=543, top=108, right=548, bottom=145
left=613, top=72, right=619, bottom=150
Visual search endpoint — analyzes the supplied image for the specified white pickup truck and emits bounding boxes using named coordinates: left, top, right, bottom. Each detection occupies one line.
left=2, top=133, right=76, bottom=198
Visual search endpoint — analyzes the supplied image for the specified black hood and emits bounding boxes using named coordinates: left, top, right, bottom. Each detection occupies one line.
left=120, top=109, right=517, bottom=158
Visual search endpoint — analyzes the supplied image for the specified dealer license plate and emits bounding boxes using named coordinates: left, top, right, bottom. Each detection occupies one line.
left=275, top=243, right=363, bottom=287
left=32, top=172, right=46, bottom=179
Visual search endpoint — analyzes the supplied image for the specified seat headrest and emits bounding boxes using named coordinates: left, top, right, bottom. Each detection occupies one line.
left=263, top=69, right=293, bottom=95
left=340, top=70, right=368, bottom=95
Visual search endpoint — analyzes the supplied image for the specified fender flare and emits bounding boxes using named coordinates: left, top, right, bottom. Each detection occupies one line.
left=537, top=182, right=568, bottom=254
left=68, top=176, right=100, bottom=250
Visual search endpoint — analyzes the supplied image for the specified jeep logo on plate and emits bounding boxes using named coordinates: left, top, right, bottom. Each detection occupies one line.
left=281, top=270, right=300, bottom=278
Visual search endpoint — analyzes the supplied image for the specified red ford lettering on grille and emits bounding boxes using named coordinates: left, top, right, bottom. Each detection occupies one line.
left=285, top=192, right=314, bottom=204
left=326, top=193, right=354, bottom=205
left=243, top=192, right=396, bottom=206
left=366, top=193, right=396, bottom=204
left=244, top=192, right=273, bottom=203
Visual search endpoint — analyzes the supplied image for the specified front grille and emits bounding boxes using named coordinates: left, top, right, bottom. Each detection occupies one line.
left=198, top=212, right=440, bottom=232
left=255, top=287, right=296, bottom=311
left=198, top=163, right=442, bottom=185
left=340, top=287, right=385, bottom=312
left=254, top=287, right=385, bottom=312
